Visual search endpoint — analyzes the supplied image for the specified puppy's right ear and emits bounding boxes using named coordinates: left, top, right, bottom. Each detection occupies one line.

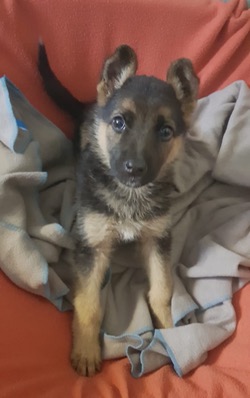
left=166, top=58, right=199, bottom=123
left=97, top=45, right=137, bottom=106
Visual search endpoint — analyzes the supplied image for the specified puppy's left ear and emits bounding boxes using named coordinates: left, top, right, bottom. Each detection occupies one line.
left=97, top=45, right=137, bottom=106
left=166, top=58, right=199, bottom=122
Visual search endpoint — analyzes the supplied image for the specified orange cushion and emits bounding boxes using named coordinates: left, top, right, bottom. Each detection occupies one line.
left=0, top=271, right=249, bottom=397
left=0, top=0, right=250, bottom=396
left=0, top=0, right=250, bottom=138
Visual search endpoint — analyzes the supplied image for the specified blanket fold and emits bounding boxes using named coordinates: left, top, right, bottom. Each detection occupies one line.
left=0, top=77, right=75, bottom=308
left=0, top=76, right=249, bottom=377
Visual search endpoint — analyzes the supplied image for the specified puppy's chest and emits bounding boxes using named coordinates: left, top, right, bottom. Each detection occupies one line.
left=81, top=211, right=171, bottom=247
left=115, top=214, right=171, bottom=242
left=115, top=220, right=144, bottom=242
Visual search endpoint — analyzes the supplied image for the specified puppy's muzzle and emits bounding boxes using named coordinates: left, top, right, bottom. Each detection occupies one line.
left=122, top=158, right=147, bottom=187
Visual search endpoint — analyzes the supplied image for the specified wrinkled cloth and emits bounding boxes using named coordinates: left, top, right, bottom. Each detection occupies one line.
left=0, top=77, right=75, bottom=310
left=0, top=77, right=249, bottom=377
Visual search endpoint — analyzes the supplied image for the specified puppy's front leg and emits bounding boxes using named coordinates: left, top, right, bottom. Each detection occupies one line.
left=142, top=237, right=173, bottom=329
left=71, top=242, right=111, bottom=376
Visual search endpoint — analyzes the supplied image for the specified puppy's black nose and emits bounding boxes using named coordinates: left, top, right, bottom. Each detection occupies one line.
left=124, top=159, right=147, bottom=176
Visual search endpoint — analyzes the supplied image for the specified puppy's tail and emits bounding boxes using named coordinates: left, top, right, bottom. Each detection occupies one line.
left=38, top=41, right=84, bottom=120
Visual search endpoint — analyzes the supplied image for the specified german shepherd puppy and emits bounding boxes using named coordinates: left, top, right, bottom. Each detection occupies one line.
left=38, top=43, right=199, bottom=376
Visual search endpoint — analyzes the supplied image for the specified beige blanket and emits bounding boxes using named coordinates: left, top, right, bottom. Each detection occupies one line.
left=0, top=77, right=250, bottom=377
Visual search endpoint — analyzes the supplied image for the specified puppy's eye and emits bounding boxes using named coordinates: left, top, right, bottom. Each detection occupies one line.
left=159, top=125, right=174, bottom=141
left=111, top=115, right=126, bottom=133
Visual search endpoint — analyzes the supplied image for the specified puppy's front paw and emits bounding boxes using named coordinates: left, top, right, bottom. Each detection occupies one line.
left=150, top=302, right=173, bottom=329
left=153, top=312, right=173, bottom=329
left=71, top=337, right=101, bottom=377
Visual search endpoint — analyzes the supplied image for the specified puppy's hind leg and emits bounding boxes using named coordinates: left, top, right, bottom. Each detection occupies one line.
left=71, top=243, right=111, bottom=376
left=142, top=237, right=173, bottom=329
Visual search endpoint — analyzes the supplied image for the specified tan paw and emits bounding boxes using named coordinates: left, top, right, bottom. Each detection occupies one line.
left=153, top=313, right=173, bottom=329
left=150, top=302, right=173, bottom=329
left=71, top=338, right=101, bottom=377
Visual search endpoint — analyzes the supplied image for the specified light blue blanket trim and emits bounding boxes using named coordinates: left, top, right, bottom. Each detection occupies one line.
left=135, top=329, right=170, bottom=378
left=155, top=330, right=182, bottom=377
left=103, top=326, right=155, bottom=377
left=16, top=118, right=28, bottom=131
left=103, top=326, right=179, bottom=377
left=0, top=76, right=32, bottom=153
left=103, top=326, right=154, bottom=340
left=0, top=220, right=24, bottom=233
left=195, top=296, right=231, bottom=313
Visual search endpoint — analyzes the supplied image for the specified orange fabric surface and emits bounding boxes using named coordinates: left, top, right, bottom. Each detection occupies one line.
left=0, top=0, right=250, bottom=396
left=0, top=270, right=249, bottom=398
left=0, top=0, right=250, bottom=139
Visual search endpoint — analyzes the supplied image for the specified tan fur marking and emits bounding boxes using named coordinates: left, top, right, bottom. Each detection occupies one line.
left=115, top=212, right=170, bottom=242
left=97, top=47, right=137, bottom=106
left=143, top=214, right=171, bottom=238
left=116, top=220, right=140, bottom=241
left=168, top=75, right=183, bottom=100
left=83, top=211, right=112, bottom=247
left=71, top=243, right=112, bottom=376
left=95, top=120, right=125, bottom=166
left=95, top=121, right=110, bottom=167
left=182, top=100, right=197, bottom=125
left=97, top=80, right=109, bottom=107
left=120, top=98, right=136, bottom=114
left=142, top=241, right=173, bottom=329
left=114, top=65, right=136, bottom=90
left=166, top=58, right=198, bottom=124
left=72, top=292, right=101, bottom=376
left=158, top=107, right=175, bottom=127
left=106, top=128, right=122, bottom=152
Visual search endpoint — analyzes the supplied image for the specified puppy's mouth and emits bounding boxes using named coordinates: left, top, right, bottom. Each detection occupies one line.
left=123, top=176, right=144, bottom=188
left=111, top=168, right=154, bottom=188
left=116, top=174, right=150, bottom=188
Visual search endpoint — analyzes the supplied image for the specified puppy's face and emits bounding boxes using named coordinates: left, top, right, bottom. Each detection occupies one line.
left=94, top=46, right=199, bottom=188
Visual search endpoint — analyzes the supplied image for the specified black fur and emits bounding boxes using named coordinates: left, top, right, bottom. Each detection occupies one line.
left=38, top=42, right=94, bottom=153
